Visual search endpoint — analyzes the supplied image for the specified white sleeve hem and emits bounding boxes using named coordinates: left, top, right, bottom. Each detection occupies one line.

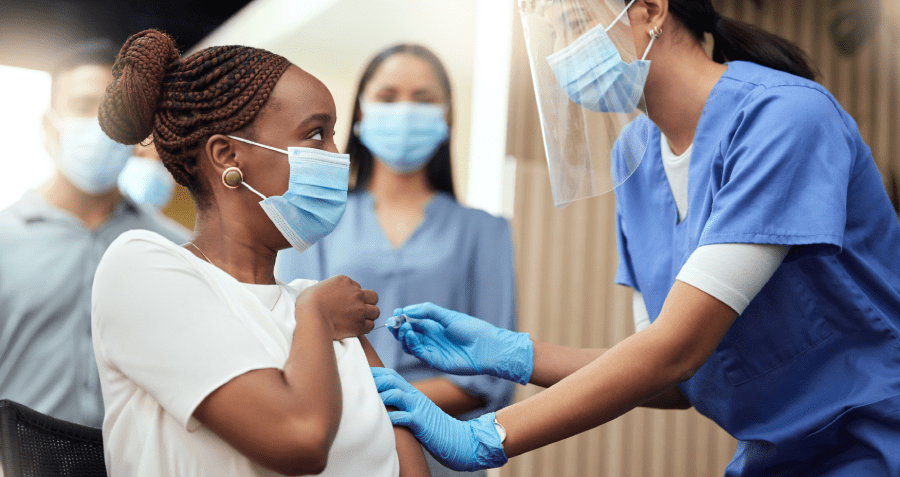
left=181, top=361, right=284, bottom=432
left=676, top=243, right=790, bottom=314
left=633, top=290, right=651, bottom=332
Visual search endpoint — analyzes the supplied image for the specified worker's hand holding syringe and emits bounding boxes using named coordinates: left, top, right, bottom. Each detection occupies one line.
left=385, top=302, right=534, bottom=385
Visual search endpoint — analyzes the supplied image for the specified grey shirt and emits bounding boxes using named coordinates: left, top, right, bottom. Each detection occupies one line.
left=0, top=190, right=189, bottom=427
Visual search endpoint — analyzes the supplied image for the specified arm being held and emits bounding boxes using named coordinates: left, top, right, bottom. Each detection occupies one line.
left=359, top=335, right=431, bottom=477
left=373, top=367, right=507, bottom=471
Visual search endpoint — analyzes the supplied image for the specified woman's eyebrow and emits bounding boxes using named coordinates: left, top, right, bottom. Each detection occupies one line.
left=299, top=113, right=333, bottom=128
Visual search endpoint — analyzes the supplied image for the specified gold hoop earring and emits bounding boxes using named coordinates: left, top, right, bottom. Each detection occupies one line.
left=649, top=26, right=662, bottom=40
left=222, top=167, right=243, bottom=189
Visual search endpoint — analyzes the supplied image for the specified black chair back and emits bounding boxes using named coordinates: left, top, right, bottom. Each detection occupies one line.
left=0, top=399, right=106, bottom=477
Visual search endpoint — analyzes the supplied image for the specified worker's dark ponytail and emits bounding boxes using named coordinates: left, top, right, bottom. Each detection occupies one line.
left=669, top=0, right=817, bottom=81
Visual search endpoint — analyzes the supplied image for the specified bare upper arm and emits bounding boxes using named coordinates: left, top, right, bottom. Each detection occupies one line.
left=360, top=335, right=431, bottom=476
left=360, top=334, right=385, bottom=367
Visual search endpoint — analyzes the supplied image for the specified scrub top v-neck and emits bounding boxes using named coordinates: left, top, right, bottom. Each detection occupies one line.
left=614, top=61, right=900, bottom=475
left=277, top=190, right=517, bottom=421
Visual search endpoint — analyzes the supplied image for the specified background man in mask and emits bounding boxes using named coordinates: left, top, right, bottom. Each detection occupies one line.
left=0, top=39, right=188, bottom=427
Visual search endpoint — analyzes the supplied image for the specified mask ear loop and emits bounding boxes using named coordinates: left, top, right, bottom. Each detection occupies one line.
left=606, top=0, right=638, bottom=32
left=227, top=135, right=289, bottom=155
left=221, top=165, right=267, bottom=200
left=224, top=135, right=282, bottom=200
left=642, top=26, right=662, bottom=61
left=241, top=181, right=267, bottom=200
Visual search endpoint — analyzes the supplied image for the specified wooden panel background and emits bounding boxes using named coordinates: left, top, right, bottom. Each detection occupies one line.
left=500, top=1, right=900, bottom=476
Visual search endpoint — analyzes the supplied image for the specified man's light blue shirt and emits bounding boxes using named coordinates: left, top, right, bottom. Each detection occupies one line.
left=0, top=190, right=189, bottom=427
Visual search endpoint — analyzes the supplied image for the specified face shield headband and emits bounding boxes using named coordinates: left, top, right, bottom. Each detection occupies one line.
left=518, top=0, right=652, bottom=207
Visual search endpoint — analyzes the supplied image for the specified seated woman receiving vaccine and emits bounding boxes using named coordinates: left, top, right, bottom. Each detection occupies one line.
left=91, top=30, right=429, bottom=477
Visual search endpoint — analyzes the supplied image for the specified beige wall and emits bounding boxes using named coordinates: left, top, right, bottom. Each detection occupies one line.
left=500, top=1, right=900, bottom=476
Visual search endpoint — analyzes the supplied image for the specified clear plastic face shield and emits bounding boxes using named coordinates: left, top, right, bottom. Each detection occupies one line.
left=519, top=0, right=652, bottom=206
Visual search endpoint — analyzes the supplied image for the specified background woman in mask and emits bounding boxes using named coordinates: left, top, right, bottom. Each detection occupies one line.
left=277, top=44, right=517, bottom=477
left=91, top=30, right=429, bottom=476
left=373, top=0, right=900, bottom=475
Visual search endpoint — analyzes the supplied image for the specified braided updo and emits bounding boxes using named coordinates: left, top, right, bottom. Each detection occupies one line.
left=99, top=29, right=292, bottom=204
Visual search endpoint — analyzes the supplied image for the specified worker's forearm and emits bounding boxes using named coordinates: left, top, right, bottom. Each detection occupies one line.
left=413, top=377, right=485, bottom=417
left=497, top=281, right=736, bottom=457
left=529, top=341, right=606, bottom=388
left=498, top=328, right=686, bottom=457
left=530, top=340, right=692, bottom=409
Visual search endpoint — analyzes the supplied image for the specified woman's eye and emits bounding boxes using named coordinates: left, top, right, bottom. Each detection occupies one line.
left=310, top=130, right=323, bottom=141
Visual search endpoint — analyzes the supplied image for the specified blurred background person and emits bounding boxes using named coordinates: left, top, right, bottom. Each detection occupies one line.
left=118, top=141, right=177, bottom=210
left=0, top=38, right=188, bottom=427
left=277, top=43, right=517, bottom=477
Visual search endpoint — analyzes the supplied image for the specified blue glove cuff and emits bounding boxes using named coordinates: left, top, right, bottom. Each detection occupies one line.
left=468, top=412, right=509, bottom=470
left=495, top=331, right=533, bottom=385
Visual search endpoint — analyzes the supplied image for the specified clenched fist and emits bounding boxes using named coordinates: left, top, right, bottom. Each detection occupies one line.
left=295, top=275, right=380, bottom=340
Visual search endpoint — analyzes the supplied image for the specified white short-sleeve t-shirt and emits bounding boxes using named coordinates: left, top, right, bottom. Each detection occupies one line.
left=91, top=230, right=399, bottom=477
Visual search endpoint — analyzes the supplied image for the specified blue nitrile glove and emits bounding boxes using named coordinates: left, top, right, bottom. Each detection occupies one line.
left=387, top=303, right=533, bottom=385
left=371, top=367, right=508, bottom=471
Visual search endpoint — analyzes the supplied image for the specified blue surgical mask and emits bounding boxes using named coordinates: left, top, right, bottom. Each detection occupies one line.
left=546, top=0, right=654, bottom=113
left=55, top=116, right=131, bottom=194
left=118, top=156, right=176, bottom=209
left=358, top=101, right=449, bottom=173
left=228, top=136, right=350, bottom=253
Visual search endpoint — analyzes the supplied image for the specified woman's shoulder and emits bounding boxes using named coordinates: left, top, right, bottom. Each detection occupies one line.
left=106, top=229, right=184, bottom=256
left=99, top=230, right=191, bottom=276
left=723, top=61, right=843, bottom=116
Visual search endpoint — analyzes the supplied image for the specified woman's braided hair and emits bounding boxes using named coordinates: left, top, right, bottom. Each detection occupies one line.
left=98, top=29, right=291, bottom=206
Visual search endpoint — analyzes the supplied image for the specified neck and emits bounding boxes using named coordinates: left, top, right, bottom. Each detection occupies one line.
left=643, top=39, right=727, bottom=156
left=188, top=208, right=279, bottom=285
left=367, top=159, right=434, bottom=207
left=37, top=172, right=122, bottom=230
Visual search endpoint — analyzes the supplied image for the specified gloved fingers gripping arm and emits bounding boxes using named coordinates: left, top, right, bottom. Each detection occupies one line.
left=372, top=367, right=508, bottom=471
left=389, top=303, right=534, bottom=385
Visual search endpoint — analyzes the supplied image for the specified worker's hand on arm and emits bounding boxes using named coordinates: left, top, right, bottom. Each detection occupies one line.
left=372, top=367, right=507, bottom=471
left=358, top=337, right=431, bottom=477
left=389, top=303, right=533, bottom=385
left=298, top=275, right=380, bottom=339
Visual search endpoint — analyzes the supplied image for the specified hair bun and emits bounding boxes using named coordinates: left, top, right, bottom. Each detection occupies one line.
left=99, top=30, right=180, bottom=145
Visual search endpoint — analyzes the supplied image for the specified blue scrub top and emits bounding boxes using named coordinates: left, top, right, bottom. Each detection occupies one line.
left=277, top=190, right=517, bottom=421
left=614, top=62, right=900, bottom=476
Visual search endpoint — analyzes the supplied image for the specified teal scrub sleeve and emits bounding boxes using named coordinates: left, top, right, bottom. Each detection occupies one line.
left=699, top=86, right=854, bottom=260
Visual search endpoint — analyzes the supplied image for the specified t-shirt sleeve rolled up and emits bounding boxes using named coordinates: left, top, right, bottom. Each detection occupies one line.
left=92, top=232, right=284, bottom=431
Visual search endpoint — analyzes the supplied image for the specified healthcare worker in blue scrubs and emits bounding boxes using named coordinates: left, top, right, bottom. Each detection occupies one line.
left=372, top=0, right=900, bottom=475
left=277, top=44, right=516, bottom=477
